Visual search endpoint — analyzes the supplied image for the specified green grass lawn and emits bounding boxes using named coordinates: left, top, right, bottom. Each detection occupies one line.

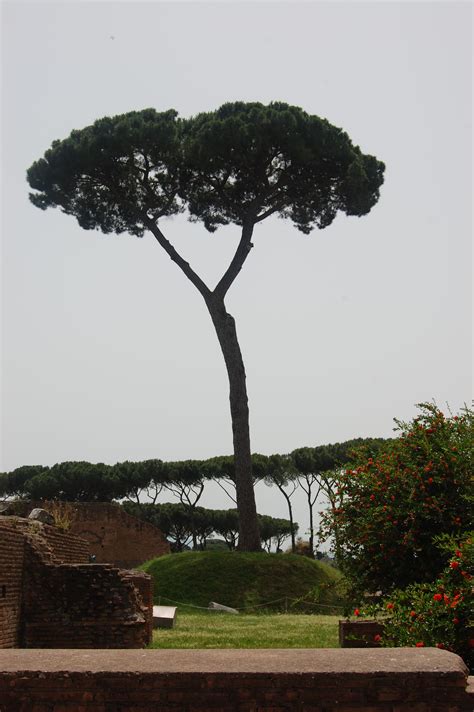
left=149, top=610, right=340, bottom=649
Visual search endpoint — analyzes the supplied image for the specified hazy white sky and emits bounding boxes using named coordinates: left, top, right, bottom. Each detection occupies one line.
left=1, top=1, right=472, bottom=537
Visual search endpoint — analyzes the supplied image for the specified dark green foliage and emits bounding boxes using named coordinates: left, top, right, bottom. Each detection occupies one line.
left=181, top=102, right=384, bottom=233
left=27, top=461, right=126, bottom=501
left=210, top=508, right=240, bottom=550
left=27, top=109, right=182, bottom=236
left=258, top=514, right=298, bottom=553
left=291, top=438, right=388, bottom=477
left=370, top=534, right=474, bottom=672
left=321, top=404, right=474, bottom=597
left=263, top=439, right=388, bottom=556
left=123, top=501, right=296, bottom=553
left=1, top=461, right=130, bottom=501
left=113, top=459, right=166, bottom=503
left=27, top=102, right=384, bottom=238
left=0, top=465, right=48, bottom=499
left=123, top=501, right=193, bottom=551
left=203, top=454, right=269, bottom=485
left=141, top=550, right=345, bottom=611
left=2, top=441, right=386, bottom=507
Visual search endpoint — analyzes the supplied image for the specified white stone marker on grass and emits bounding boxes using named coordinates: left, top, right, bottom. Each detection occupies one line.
left=152, top=606, right=177, bottom=629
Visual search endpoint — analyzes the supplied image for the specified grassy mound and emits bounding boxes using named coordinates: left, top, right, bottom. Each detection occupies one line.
left=141, top=551, right=346, bottom=613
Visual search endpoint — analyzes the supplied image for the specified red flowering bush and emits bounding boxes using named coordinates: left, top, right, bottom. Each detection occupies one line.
left=379, top=534, right=474, bottom=672
left=320, top=403, right=473, bottom=598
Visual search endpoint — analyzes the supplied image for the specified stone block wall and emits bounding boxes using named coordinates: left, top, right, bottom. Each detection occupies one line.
left=0, top=648, right=472, bottom=712
left=0, top=522, right=25, bottom=648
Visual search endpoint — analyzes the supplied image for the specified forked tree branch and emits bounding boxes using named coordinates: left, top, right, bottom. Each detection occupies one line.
left=144, top=212, right=257, bottom=304
left=213, top=221, right=255, bottom=299
left=142, top=214, right=211, bottom=299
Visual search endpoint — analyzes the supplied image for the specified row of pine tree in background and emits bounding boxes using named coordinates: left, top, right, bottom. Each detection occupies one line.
left=0, top=437, right=384, bottom=557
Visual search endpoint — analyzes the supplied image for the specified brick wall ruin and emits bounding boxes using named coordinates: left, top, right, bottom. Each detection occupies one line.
left=0, top=523, right=25, bottom=648
left=15, top=501, right=170, bottom=568
left=68, top=502, right=170, bottom=568
left=0, top=517, right=153, bottom=649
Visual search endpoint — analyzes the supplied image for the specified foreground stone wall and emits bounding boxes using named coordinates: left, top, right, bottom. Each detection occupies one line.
left=0, top=517, right=153, bottom=649
left=0, top=648, right=472, bottom=712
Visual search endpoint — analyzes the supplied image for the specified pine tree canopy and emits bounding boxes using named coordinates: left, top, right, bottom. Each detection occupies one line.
left=27, top=101, right=385, bottom=236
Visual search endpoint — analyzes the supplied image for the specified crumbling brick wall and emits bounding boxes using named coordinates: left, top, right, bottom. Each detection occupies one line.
left=9, top=517, right=90, bottom=565
left=0, top=516, right=152, bottom=649
left=35, top=524, right=91, bottom=564
left=15, top=501, right=170, bottom=568
left=121, top=569, right=154, bottom=644
left=67, top=502, right=170, bottom=567
left=22, top=555, right=150, bottom=648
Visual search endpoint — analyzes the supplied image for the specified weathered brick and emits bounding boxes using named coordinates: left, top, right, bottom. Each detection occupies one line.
left=0, top=516, right=153, bottom=650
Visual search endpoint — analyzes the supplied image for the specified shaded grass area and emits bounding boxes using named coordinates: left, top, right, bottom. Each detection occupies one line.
left=142, top=551, right=346, bottom=613
left=149, top=610, right=340, bottom=649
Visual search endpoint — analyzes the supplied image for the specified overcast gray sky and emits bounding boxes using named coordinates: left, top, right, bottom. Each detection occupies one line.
left=1, top=1, right=472, bottom=538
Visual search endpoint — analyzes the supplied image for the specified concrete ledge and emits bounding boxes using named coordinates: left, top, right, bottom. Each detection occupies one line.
left=0, top=646, right=468, bottom=674
left=0, top=648, right=472, bottom=711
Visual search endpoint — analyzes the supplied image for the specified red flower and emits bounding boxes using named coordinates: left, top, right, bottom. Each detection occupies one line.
left=386, top=603, right=394, bottom=610
left=410, top=611, right=417, bottom=618
left=436, top=643, right=445, bottom=649
left=433, top=593, right=443, bottom=601
left=415, top=642, right=425, bottom=647
left=453, top=618, right=460, bottom=625
left=455, top=550, right=462, bottom=558
left=373, top=634, right=382, bottom=643
left=370, top=494, right=375, bottom=501
left=354, top=609, right=360, bottom=617
left=450, top=561, right=460, bottom=569
left=427, top=477, right=434, bottom=484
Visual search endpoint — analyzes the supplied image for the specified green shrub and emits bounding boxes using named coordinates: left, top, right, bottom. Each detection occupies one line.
left=380, top=533, right=474, bottom=671
left=321, top=403, right=473, bottom=597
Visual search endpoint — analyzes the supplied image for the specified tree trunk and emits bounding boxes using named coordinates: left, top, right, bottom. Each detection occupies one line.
left=205, top=295, right=261, bottom=551
left=307, top=488, right=315, bottom=558
left=144, top=216, right=261, bottom=552
left=276, top=483, right=297, bottom=553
